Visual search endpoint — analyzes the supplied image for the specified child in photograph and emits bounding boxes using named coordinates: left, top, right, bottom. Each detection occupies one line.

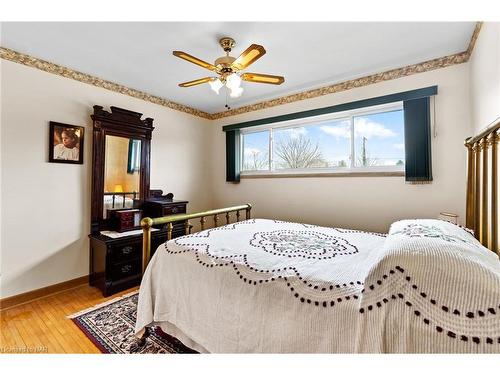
left=54, top=128, right=80, bottom=161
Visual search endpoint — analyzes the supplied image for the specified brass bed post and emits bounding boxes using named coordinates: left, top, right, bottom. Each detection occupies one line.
left=184, top=220, right=191, bottom=235
left=141, top=217, right=153, bottom=274
left=246, top=204, right=252, bottom=219
left=474, top=141, right=481, bottom=239
left=489, top=131, right=498, bottom=252
left=481, top=138, right=489, bottom=246
left=167, top=223, right=173, bottom=241
left=479, top=137, right=489, bottom=247
left=465, top=141, right=476, bottom=231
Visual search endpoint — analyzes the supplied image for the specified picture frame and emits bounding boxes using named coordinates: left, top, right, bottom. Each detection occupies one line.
left=48, top=121, right=84, bottom=164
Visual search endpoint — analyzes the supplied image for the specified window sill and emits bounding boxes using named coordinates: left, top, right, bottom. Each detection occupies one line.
left=240, top=171, right=405, bottom=179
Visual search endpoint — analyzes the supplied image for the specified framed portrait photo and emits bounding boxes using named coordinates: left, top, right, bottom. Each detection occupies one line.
left=49, top=121, right=84, bottom=164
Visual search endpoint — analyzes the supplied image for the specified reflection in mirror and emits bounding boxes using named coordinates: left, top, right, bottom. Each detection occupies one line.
left=103, top=135, right=142, bottom=218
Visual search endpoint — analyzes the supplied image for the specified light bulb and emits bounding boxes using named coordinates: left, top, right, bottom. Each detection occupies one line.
left=209, top=78, right=223, bottom=94
left=225, top=73, right=242, bottom=90
left=229, top=86, right=244, bottom=98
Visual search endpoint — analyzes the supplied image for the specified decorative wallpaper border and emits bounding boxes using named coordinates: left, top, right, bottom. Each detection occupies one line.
left=0, top=47, right=212, bottom=120
left=0, top=22, right=482, bottom=120
left=466, top=22, right=483, bottom=57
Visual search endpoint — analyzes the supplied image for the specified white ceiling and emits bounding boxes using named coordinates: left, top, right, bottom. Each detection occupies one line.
left=1, top=22, right=476, bottom=114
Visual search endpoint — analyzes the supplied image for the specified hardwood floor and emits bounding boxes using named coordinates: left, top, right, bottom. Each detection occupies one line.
left=0, top=285, right=138, bottom=354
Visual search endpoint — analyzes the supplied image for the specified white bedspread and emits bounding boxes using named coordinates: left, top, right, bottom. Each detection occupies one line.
left=135, top=219, right=500, bottom=353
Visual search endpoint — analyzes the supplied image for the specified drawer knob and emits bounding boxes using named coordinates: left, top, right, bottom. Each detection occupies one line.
left=121, top=265, right=132, bottom=273
left=122, top=246, right=133, bottom=255
left=171, top=207, right=178, bottom=213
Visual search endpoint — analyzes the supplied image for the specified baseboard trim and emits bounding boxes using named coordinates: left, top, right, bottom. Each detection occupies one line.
left=0, top=275, right=89, bottom=310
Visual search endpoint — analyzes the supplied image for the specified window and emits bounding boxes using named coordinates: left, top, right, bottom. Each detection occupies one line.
left=240, top=103, right=405, bottom=175
left=226, top=86, right=436, bottom=182
left=127, top=139, right=141, bottom=174
left=242, top=130, right=269, bottom=171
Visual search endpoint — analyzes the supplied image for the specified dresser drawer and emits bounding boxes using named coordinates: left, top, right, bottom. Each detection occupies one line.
left=90, top=227, right=173, bottom=297
left=162, top=204, right=186, bottom=215
left=110, top=241, right=142, bottom=263
left=110, top=259, right=141, bottom=281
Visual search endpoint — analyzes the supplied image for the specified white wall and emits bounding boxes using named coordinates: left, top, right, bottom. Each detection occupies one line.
left=211, top=64, right=471, bottom=233
left=470, top=22, right=500, bottom=134
left=0, top=60, right=213, bottom=298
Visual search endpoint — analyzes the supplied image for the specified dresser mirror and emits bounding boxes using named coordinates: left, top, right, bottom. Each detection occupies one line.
left=90, top=105, right=154, bottom=233
left=103, top=135, right=142, bottom=218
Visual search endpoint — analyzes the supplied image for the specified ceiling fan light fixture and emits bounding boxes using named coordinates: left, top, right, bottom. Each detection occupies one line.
left=226, top=73, right=242, bottom=90
left=173, top=37, right=284, bottom=104
left=209, top=78, right=224, bottom=94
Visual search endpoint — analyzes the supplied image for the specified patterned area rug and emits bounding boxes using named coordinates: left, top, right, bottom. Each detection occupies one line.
left=69, top=291, right=197, bottom=354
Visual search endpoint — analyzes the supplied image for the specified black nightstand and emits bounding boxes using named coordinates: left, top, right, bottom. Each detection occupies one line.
left=89, top=230, right=167, bottom=297
left=142, top=199, right=189, bottom=238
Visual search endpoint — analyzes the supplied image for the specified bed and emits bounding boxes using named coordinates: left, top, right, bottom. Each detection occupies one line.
left=103, top=193, right=136, bottom=218
left=135, top=124, right=500, bottom=353
left=135, top=215, right=500, bottom=353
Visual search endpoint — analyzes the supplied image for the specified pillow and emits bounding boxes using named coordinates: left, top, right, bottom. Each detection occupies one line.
left=388, top=219, right=478, bottom=247
left=385, top=219, right=500, bottom=273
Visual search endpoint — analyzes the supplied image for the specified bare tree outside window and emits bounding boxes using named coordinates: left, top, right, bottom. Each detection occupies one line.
left=274, top=135, right=328, bottom=169
left=241, top=130, right=270, bottom=171
left=243, top=150, right=269, bottom=171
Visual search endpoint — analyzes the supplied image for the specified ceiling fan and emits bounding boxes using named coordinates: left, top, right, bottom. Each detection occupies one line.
left=173, top=37, right=285, bottom=99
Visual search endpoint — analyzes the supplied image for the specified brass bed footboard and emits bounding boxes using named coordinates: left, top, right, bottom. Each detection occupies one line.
left=141, top=204, right=252, bottom=273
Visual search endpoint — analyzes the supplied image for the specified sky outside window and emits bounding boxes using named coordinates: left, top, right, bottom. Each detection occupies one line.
left=354, top=110, right=405, bottom=167
left=242, top=130, right=269, bottom=171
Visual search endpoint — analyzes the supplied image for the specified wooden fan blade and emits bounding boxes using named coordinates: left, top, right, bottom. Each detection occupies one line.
left=241, top=73, right=285, bottom=85
left=178, top=77, right=214, bottom=87
left=173, top=51, right=216, bottom=71
left=231, top=44, right=266, bottom=70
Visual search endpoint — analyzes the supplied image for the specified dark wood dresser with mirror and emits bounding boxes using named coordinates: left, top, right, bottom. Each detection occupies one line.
left=88, top=106, right=188, bottom=296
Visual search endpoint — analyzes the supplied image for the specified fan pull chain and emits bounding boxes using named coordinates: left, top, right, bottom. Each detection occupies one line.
left=225, top=87, right=231, bottom=110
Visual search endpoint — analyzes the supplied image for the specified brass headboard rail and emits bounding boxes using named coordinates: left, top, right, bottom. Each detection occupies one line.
left=465, top=120, right=500, bottom=254
left=141, top=204, right=252, bottom=272
left=465, top=120, right=500, bottom=146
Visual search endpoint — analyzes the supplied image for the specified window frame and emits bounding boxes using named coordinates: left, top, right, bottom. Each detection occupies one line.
left=240, top=101, right=405, bottom=177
